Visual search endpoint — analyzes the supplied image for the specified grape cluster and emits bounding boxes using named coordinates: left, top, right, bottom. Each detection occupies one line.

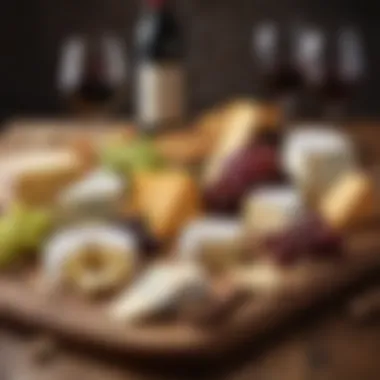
left=101, top=137, right=165, bottom=175
left=204, top=142, right=284, bottom=214
left=264, top=213, right=343, bottom=265
left=0, top=205, right=53, bottom=268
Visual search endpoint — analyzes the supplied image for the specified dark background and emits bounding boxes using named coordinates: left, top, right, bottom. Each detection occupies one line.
left=0, top=0, right=378, bottom=122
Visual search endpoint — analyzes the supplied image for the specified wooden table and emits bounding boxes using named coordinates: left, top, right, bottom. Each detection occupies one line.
left=0, top=119, right=380, bottom=379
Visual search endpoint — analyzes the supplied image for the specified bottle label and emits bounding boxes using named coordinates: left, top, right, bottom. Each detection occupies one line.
left=137, top=63, right=184, bottom=130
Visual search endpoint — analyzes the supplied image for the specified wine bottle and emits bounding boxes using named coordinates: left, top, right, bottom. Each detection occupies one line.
left=134, top=0, right=185, bottom=132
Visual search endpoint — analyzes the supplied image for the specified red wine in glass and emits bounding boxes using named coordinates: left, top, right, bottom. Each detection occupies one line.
left=325, top=27, right=365, bottom=103
left=295, top=25, right=365, bottom=119
left=57, top=34, right=127, bottom=116
left=252, top=22, right=304, bottom=126
left=253, top=22, right=304, bottom=97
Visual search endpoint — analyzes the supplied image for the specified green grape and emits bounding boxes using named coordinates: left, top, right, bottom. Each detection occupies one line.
left=0, top=219, right=22, bottom=267
left=100, top=143, right=131, bottom=174
left=0, top=204, right=53, bottom=268
left=7, top=204, right=53, bottom=251
left=20, top=209, right=53, bottom=250
left=100, top=137, right=166, bottom=176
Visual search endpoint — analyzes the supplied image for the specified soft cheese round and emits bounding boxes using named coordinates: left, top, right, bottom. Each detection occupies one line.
left=282, top=127, right=356, bottom=182
left=43, top=225, right=137, bottom=285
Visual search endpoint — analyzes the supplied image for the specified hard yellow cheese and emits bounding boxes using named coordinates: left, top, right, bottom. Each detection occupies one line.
left=132, top=170, right=201, bottom=240
left=202, top=101, right=281, bottom=186
left=319, top=171, right=374, bottom=231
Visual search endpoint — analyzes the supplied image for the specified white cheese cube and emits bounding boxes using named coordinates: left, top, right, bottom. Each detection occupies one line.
left=109, top=263, right=206, bottom=323
left=244, top=186, right=304, bottom=237
left=282, top=127, right=356, bottom=202
left=177, top=218, right=243, bottom=270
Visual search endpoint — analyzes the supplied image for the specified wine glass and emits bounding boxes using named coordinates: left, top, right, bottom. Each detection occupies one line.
left=324, top=26, right=366, bottom=121
left=57, top=33, right=128, bottom=118
left=252, top=22, right=303, bottom=123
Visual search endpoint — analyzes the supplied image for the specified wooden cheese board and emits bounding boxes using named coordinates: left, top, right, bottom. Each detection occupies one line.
left=0, top=118, right=379, bottom=361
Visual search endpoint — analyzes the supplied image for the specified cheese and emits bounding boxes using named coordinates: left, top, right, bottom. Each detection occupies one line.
left=244, top=186, right=304, bottom=238
left=43, top=225, right=137, bottom=295
left=109, top=262, right=206, bottom=323
left=0, top=149, right=87, bottom=206
left=282, top=127, right=356, bottom=204
left=59, top=169, right=126, bottom=218
left=202, top=102, right=281, bottom=186
left=177, top=218, right=243, bottom=270
left=319, top=171, right=374, bottom=231
left=132, top=170, right=201, bottom=240
left=230, top=262, right=284, bottom=293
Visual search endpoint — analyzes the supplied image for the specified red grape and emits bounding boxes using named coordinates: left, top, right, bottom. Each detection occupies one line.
left=263, top=213, right=344, bottom=265
left=204, top=143, right=283, bottom=214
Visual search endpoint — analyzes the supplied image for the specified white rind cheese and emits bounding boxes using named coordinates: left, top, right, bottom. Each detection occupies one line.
left=282, top=127, right=356, bottom=202
left=43, top=225, right=137, bottom=291
left=109, top=263, right=206, bottom=323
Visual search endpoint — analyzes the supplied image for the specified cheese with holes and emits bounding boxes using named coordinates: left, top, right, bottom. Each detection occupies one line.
left=132, top=170, right=201, bottom=240
left=177, top=218, right=243, bottom=270
left=282, top=127, right=356, bottom=203
left=203, top=102, right=281, bottom=186
left=319, top=171, right=374, bottom=231
left=109, top=263, right=206, bottom=323
left=244, top=186, right=304, bottom=238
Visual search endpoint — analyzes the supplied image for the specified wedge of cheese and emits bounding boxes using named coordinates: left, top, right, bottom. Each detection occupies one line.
left=319, top=170, right=374, bottom=231
left=131, top=170, right=201, bottom=240
left=58, top=169, right=126, bottom=220
left=109, top=262, right=206, bottom=323
left=202, top=101, right=281, bottom=187
left=0, top=149, right=88, bottom=207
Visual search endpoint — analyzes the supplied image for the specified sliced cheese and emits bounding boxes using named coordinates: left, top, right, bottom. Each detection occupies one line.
left=319, top=170, right=374, bottom=231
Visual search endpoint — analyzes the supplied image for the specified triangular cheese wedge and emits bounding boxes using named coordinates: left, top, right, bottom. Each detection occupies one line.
left=319, top=170, right=374, bottom=231
left=202, top=101, right=281, bottom=187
